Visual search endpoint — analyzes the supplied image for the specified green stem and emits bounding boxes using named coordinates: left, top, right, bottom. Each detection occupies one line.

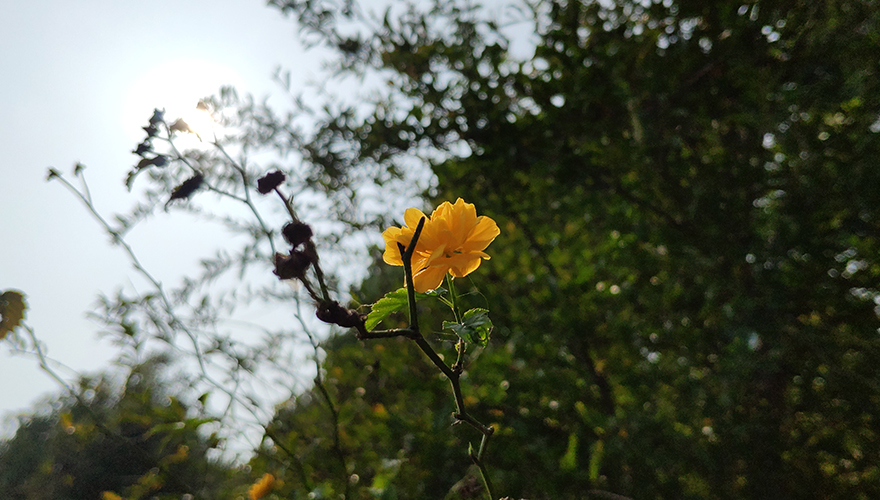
left=472, top=452, right=496, bottom=500
left=446, top=273, right=463, bottom=323
left=445, top=274, right=468, bottom=371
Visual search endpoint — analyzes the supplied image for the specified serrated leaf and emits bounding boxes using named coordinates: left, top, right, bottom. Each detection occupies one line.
left=0, top=290, right=27, bottom=340
left=365, top=288, right=410, bottom=330
left=442, top=308, right=493, bottom=346
left=423, top=287, right=446, bottom=297
left=365, top=287, right=435, bottom=330
left=364, top=288, right=438, bottom=330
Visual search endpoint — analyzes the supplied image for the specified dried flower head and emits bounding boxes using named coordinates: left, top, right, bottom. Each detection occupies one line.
left=282, top=222, right=313, bottom=247
left=257, top=170, right=286, bottom=194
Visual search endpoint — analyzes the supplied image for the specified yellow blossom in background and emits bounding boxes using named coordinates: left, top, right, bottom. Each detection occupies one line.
left=102, top=492, right=123, bottom=500
left=249, top=473, right=276, bottom=500
left=59, top=412, right=75, bottom=434
left=383, top=198, right=500, bottom=292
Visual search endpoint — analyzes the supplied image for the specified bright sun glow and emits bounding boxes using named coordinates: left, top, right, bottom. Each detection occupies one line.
left=122, top=58, right=242, bottom=143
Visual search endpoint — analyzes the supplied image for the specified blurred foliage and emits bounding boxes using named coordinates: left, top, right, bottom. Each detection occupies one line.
left=0, top=290, right=26, bottom=340
left=0, top=356, right=236, bottom=500
left=256, top=0, right=880, bottom=499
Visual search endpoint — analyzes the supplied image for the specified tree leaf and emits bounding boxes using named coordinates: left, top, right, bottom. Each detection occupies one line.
left=365, top=288, right=410, bottom=330
left=588, top=440, right=604, bottom=481
left=0, top=290, right=27, bottom=340
left=364, top=287, right=434, bottom=330
left=559, top=432, right=578, bottom=471
left=442, top=308, right=493, bottom=346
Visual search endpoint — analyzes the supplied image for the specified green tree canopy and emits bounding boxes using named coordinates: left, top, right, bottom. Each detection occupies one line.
left=254, top=0, right=880, bottom=498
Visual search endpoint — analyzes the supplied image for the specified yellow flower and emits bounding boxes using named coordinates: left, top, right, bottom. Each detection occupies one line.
left=248, top=473, right=276, bottom=500
left=101, top=493, right=123, bottom=500
left=382, top=198, right=500, bottom=292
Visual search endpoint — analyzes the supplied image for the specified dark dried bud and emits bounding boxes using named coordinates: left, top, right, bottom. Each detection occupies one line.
left=143, top=124, right=158, bottom=138
left=133, top=141, right=152, bottom=156
left=149, top=108, right=165, bottom=125
left=168, top=173, right=204, bottom=202
left=152, top=155, right=169, bottom=167
left=169, top=119, right=193, bottom=134
left=257, top=170, right=286, bottom=194
left=282, top=222, right=313, bottom=247
left=316, top=300, right=364, bottom=328
left=273, top=250, right=311, bottom=280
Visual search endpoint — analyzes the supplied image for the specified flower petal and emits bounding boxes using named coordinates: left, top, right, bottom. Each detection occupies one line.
left=413, top=264, right=448, bottom=292
left=424, top=242, right=447, bottom=267
left=461, top=216, right=500, bottom=252
left=382, top=198, right=499, bottom=284
left=451, top=198, right=478, bottom=234
left=404, top=208, right=428, bottom=230
left=447, top=254, right=484, bottom=277
left=382, top=226, right=412, bottom=265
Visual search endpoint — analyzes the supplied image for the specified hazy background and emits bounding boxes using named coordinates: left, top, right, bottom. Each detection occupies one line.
left=0, top=0, right=330, bottom=436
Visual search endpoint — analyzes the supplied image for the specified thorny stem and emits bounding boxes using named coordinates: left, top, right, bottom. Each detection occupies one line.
left=392, top=218, right=496, bottom=500
left=308, top=240, right=333, bottom=302
left=275, top=187, right=299, bottom=223
left=272, top=186, right=332, bottom=302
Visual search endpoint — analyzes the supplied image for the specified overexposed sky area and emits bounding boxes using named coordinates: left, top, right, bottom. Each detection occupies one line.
left=0, top=0, right=338, bottom=436
left=0, top=0, right=532, bottom=444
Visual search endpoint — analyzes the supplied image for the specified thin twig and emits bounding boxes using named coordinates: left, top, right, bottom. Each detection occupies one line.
left=295, top=303, right=352, bottom=498
left=22, top=324, right=204, bottom=497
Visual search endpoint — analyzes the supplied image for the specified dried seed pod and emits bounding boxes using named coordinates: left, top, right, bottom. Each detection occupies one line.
left=282, top=222, right=313, bottom=247
left=257, top=170, right=286, bottom=194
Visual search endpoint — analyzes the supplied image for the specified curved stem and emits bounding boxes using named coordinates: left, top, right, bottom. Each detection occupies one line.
left=392, top=218, right=496, bottom=498
left=446, top=273, right=463, bottom=323
left=446, top=274, right=467, bottom=371
left=471, top=448, right=496, bottom=500
left=212, top=139, right=277, bottom=256
left=52, top=173, right=266, bottom=427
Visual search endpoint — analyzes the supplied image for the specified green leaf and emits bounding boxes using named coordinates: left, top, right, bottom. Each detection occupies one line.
left=365, top=288, right=436, bottom=330
left=442, top=308, right=493, bottom=346
left=423, top=287, right=446, bottom=297
left=0, top=290, right=27, bottom=340
left=365, top=288, right=410, bottom=330
left=588, top=440, right=604, bottom=481
left=559, top=432, right=578, bottom=471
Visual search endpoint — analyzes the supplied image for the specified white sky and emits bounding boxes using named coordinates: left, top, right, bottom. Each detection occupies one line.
left=0, top=0, right=334, bottom=437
